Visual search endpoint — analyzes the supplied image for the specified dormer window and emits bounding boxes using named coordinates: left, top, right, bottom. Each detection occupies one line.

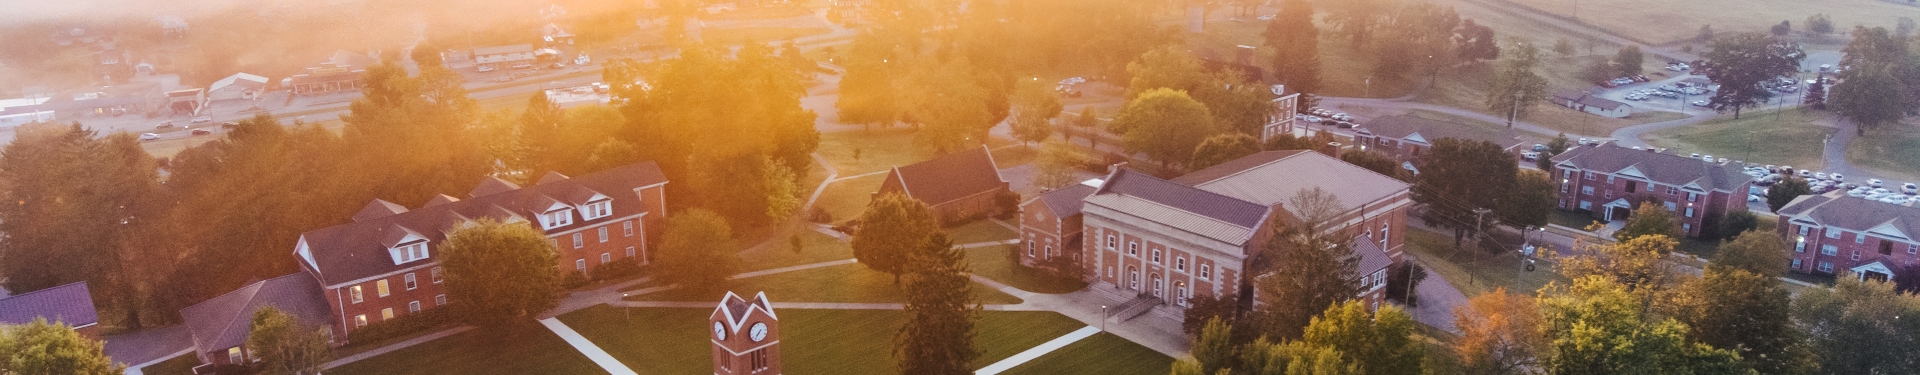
left=581, top=200, right=612, bottom=220
left=392, top=241, right=430, bottom=264
left=540, top=209, right=574, bottom=229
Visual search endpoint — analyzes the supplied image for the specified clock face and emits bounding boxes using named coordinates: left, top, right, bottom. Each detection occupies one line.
left=713, top=322, right=727, bottom=340
left=749, top=322, right=769, bottom=342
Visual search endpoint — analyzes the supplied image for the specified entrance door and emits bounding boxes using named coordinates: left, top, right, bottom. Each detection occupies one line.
left=1128, top=267, right=1140, bottom=290
left=1152, top=274, right=1164, bottom=297
left=1608, top=206, right=1631, bottom=222
left=1864, top=271, right=1890, bottom=283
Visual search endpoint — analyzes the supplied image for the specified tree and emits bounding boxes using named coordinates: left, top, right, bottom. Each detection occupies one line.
left=1383, top=262, right=1426, bottom=306
left=1257, top=188, right=1363, bottom=341
left=691, top=153, right=803, bottom=228
left=440, top=219, right=562, bottom=327
left=1766, top=177, right=1812, bottom=212
left=1772, top=21, right=1792, bottom=36
left=1189, top=318, right=1236, bottom=374
left=1302, top=301, right=1424, bottom=375
left=1560, top=235, right=1683, bottom=299
left=654, top=209, right=743, bottom=294
left=1486, top=40, right=1547, bottom=127
left=1698, top=25, right=1716, bottom=42
left=1791, top=277, right=1920, bottom=374
left=902, top=57, right=996, bottom=153
left=1374, top=3, right=1460, bottom=82
left=1538, top=277, right=1748, bottom=375
left=1339, top=149, right=1405, bottom=181
left=0, top=125, right=161, bottom=328
left=1700, top=33, right=1804, bottom=118
left=1553, top=38, right=1576, bottom=56
left=1614, top=202, right=1683, bottom=242
left=1804, top=73, right=1829, bottom=109
left=1190, top=133, right=1263, bottom=171
left=1265, top=0, right=1323, bottom=95
left=854, top=194, right=940, bottom=282
left=1806, top=14, right=1834, bottom=35
left=1325, top=0, right=1391, bottom=45
left=1126, top=45, right=1210, bottom=99
left=1613, top=45, right=1645, bottom=77
left=1453, top=288, right=1545, bottom=375
left=1073, top=106, right=1101, bottom=150
left=1011, top=80, right=1063, bottom=145
left=246, top=307, right=331, bottom=375
left=1033, top=141, right=1086, bottom=191
left=1110, top=88, right=1223, bottom=168
left=837, top=31, right=907, bottom=129
left=1898, top=17, right=1917, bottom=37
left=1412, top=138, right=1518, bottom=247
left=1670, top=268, right=1813, bottom=375
left=1830, top=27, right=1916, bottom=135
left=895, top=232, right=980, bottom=375
left=0, top=319, right=124, bottom=375
left=1182, top=292, right=1243, bottom=338
left=1536, top=133, right=1572, bottom=171
left=1499, top=170, right=1557, bottom=230
left=1454, top=19, right=1501, bottom=64
left=1716, top=211, right=1760, bottom=240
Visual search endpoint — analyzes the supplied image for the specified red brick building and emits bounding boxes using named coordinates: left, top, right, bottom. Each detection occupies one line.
left=1018, top=182, right=1097, bottom=268
left=294, top=163, right=668, bottom=342
left=180, top=273, right=331, bottom=367
left=1777, top=191, right=1920, bottom=279
left=711, top=291, right=782, bottom=375
left=1548, top=142, right=1751, bottom=238
left=875, top=145, right=1010, bottom=223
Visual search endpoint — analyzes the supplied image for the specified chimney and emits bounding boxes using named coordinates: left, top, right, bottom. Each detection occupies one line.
left=1320, top=142, right=1343, bottom=159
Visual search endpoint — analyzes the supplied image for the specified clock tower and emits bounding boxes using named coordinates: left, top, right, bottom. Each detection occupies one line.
left=710, top=291, right=782, bottom=375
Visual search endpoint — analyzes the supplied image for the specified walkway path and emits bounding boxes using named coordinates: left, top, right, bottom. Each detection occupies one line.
left=1317, top=96, right=1583, bottom=139
left=1402, top=253, right=1469, bottom=334
left=974, top=326, right=1102, bottom=375
left=538, top=318, right=638, bottom=375
left=324, top=326, right=475, bottom=369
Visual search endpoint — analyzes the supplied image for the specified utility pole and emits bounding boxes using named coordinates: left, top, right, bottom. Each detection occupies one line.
left=1507, top=90, right=1522, bottom=128
left=1472, top=207, right=1494, bottom=246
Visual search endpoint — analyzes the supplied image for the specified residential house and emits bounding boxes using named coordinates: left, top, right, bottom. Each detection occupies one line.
left=0, top=282, right=100, bottom=339
left=208, top=73, right=269, bottom=102
left=1018, top=181, right=1099, bottom=269
left=473, top=44, right=537, bottom=69
left=875, top=145, right=1011, bottom=223
left=1776, top=191, right=1920, bottom=279
left=294, top=163, right=668, bottom=342
left=1551, top=90, right=1632, bottom=118
left=180, top=273, right=332, bottom=367
left=1354, top=114, right=1524, bottom=161
left=1549, top=142, right=1751, bottom=238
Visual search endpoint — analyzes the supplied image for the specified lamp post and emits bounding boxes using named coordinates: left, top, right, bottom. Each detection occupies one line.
left=622, top=293, right=630, bottom=322
left=1100, top=305, right=1108, bottom=332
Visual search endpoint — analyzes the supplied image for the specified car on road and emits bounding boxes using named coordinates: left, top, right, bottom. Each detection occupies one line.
left=1692, top=100, right=1709, bottom=107
left=1532, top=144, right=1547, bottom=151
left=1305, top=116, right=1322, bottom=123
left=191, top=116, right=212, bottom=123
left=1903, top=183, right=1918, bottom=195
left=156, top=122, right=175, bottom=129
left=221, top=121, right=239, bottom=129
left=1336, top=121, right=1354, bottom=129
left=477, top=66, right=496, bottom=72
left=510, top=64, right=533, bottom=69
left=191, top=128, right=211, bottom=136
left=139, top=133, right=160, bottom=141
left=1521, top=151, right=1540, bottom=161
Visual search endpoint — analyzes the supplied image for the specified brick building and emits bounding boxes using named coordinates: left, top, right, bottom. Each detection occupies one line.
left=875, top=145, right=1011, bottom=223
left=1548, top=142, right=1751, bottom=238
left=1776, top=191, right=1920, bottom=279
left=180, top=273, right=331, bottom=367
left=710, top=291, right=782, bottom=375
left=1017, top=182, right=1097, bottom=268
left=294, top=163, right=667, bottom=342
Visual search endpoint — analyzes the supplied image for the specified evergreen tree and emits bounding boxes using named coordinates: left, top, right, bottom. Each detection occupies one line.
left=895, top=232, right=979, bottom=375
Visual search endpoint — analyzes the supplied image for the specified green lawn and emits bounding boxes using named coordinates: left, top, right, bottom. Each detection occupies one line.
left=815, top=173, right=886, bottom=225
left=1403, top=229, right=1567, bottom=297
left=1549, top=209, right=1604, bottom=229
left=1000, top=332, right=1174, bottom=375
left=139, top=353, right=200, bottom=375
left=1644, top=108, right=1836, bottom=169
left=557, top=306, right=1089, bottom=374
left=947, top=220, right=1019, bottom=244
left=625, top=262, right=1024, bottom=304
left=1844, top=117, right=1920, bottom=182
left=965, top=245, right=1090, bottom=294
left=326, top=321, right=603, bottom=375
left=990, top=144, right=1040, bottom=168
left=736, top=229, right=856, bottom=271
left=818, top=128, right=933, bottom=176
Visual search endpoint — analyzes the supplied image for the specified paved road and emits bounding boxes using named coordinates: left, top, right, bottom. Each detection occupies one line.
left=1317, top=96, right=1588, bottom=139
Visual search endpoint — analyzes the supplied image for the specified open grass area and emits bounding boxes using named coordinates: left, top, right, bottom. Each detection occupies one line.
left=558, top=306, right=1089, bottom=374
left=1643, top=108, right=1836, bottom=169
left=1000, top=332, right=1174, bottom=375
left=737, top=229, right=856, bottom=271
left=818, top=128, right=932, bottom=176
left=990, top=143, right=1039, bottom=167
left=625, top=262, right=1024, bottom=304
left=701, top=27, right=833, bottom=44
left=965, top=245, right=1090, bottom=294
left=139, top=353, right=200, bottom=375
left=326, top=321, right=602, bottom=375
left=947, top=219, right=1018, bottom=244
left=1844, top=117, right=1920, bottom=183
left=1404, top=228, right=1567, bottom=297
left=1504, top=0, right=1918, bottom=44
left=1549, top=209, right=1605, bottom=229
left=814, top=173, right=885, bottom=225
left=1410, top=53, right=1687, bottom=137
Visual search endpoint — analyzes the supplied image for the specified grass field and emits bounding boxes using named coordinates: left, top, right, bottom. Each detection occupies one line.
left=965, top=245, right=1090, bottom=294
left=327, top=321, right=603, bottom=375
left=1000, top=332, right=1174, bottom=375
left=990, top=143, right=1039, bottom=168
left=818, top=128, right=935, bottom=176
left=1844, top=117, right=1920, bottom=183
left=1404, top=228, right=1567, bottom=297
left=1505, top=0, right=1919, bottom=44
left=557, top=306, right=1090, bottom=374
left=1643, top=108, right=1836, bottom=169
left=735, top=229, right=856, bottom=271
left=624, top=262, right=1024, bottom=304
left=947, top=220, right=1018, bottom=244
left=814, top=173, right=885, bottom=225
left=140, top=353, right=200, bottom=375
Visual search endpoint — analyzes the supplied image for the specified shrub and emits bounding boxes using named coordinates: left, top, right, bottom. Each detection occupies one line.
left=348, top=307, right=456, bottom=345
left=807, top=206, right=833, bottom=223
left=992, top=191, right=1022, bottom=220
left=591, top=258, right=645, bottom=282
left=561, top=270, right=590, bottom=289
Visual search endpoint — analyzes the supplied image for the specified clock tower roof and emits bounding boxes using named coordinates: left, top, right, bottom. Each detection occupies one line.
left=709, top=291, right=777, bottom=333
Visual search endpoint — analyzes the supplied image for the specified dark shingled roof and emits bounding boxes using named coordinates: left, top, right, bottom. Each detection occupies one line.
left=1101, top=169, right=1267, bottom=229
left=298, top=162, right=668, bottom=286
left=1779, top=191, right=1920, bottom=240
left=468, top=176, right=521, bottom=198
left=180, top=274, right=331, bottom=353
left=1353, top=235, right=1392, bottom=275
left=1549, top=142, right=1748, bottom=193
left=888, top=145, right=1007, bottom=206
left=1029, top=183, right=1098, bottom=218
left=1357, top=114, right=1524, bottom=150
left=0, top=282, right=98, bottom=328
left=352, top=199, right=408, bottom=222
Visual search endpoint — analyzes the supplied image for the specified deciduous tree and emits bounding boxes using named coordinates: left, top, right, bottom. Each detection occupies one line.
left=1614, top=202, right=1683, bottom=242
left=1301, top=301, right=1424, bottom=375
left=246, top=307, right=331, bottom=375
left=1011, top=80, right=1063, bottom=145
left=1032, top=141, right=1086, bottom=191
left=0, top=319, right=123, bottom=375
left=1613, top=45, right=1645, bottom=77
left=654, top=210, right=742, bottom=295
left=1486, top=40, right=1547, bottom=127
left=1190, top=133, right=1263, bottom=171
left=1538, top=277, right=1747, bottom=375
left=1499, top=169, right=1557, bottom=230
left=1806, top=14, right=1834, bottom=35
left=1830, top=27, right=1917, bottom=135
left=1670, top=268, right=1813, bottom=375
left=1455, top=19, right=1502, bottom=64
left=1559, top=234, right=1685, bottom=309
left=1257, top=188, right=1362, bottom=341
left=1452, top=288, right=1545, bottom=375
left=1700, top=33, right=1803, bottom=118
left=1111, top=88, right=1223, bottom=168
left=1412, top=138, right=1518, bottom=247
left=1791, top=277, right=1920, bottom=375
left=854, top=194, right=940, bottom=282
left=1766, top=177, right=1812, bottom=212
left=440, top=219, right=563, bottom=327
left=1339, top=149, right=1406, bottom=181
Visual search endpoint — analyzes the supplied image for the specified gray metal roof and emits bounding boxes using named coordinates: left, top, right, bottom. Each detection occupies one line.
left=1175, top=151, right=1411, bottom=214
left=1030, top=183, right=1097, bottom=218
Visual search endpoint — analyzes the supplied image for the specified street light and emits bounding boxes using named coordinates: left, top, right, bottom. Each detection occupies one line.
left=1100, top=305, right=1108, bottom=332
left=622, top=293, right=630, bottom=322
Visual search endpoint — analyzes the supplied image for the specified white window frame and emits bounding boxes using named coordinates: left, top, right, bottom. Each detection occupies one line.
left=381, top=308, right=394, bottom=320
left=573, top=233, right=584, bottom=248
left=1027, top=242, right=1035, bottom=256
left=1799, top=225, right=1810, bottom=236
left=598, top=227, right=609, bottom=243
left=1791, top=258, right=1803, bottom=269
left=626, top=246, right=636, bottom=258
left=1684, top=207, right=1694, bottom=217
left=1199, top=264, right=1212, bottom=280
left=408, top=300, right=421, bottom=313
left=1851, top=250, right=1860, bottom=261
left=1821, top=244, right=1838, bottom=256
left=1578, top=201, right=1592, bottom=210
left=1581, top=186, right=1594, bottom=195
left=601, top=252, right=611, bottom=263
left=432, top=267, right=444, bottom=283
left=1826, top=228, right=1841, bottom=239
left=1175, top=257, right=1187, bottom=272
left=404, top=273, right=417, bottom=290
left=1910, top=243, right=1918, bottom=255
left=350, top=286, right=364, bottom=303
left=228, top=347, right=243, bottom=364
left=1151, top=249, right=1162, bottom=264
left=1818, top=261, right=1834, bottom=273
left=623, top=221, right=634, bottom=237
left=1127, top=241, right=1139, bottom=256
left=581, top=201, right=612, bottom=220
left=376, top=280, right=390, bottom=297
left=576, top=259, right=587, bottom=270
left=354, top=314, right=367, bottom=327
left=543, top=209, right=575, bottom=229
left=1106, top=235, right=1117, bottom=250
left=1856, top=233, right=1866, bottom=244
left=435, top=294, right=448, bottom=306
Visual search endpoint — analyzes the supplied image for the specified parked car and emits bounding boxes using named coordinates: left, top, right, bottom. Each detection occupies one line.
left=221, top=121, right=239, bottom=129
left=1814, top=172, right=1829, bottom=180
left=1903, top=183, right=1918, bottom=195
left=1869, top=179, right=1885, bottom=188
left=156, top=122, right=175, bottom=129
left=1521, top=151, right=1540, bottom=161
left=1532, top=144, right=1547, bottom=151
left=1830, top=173, right=1844, bottom=182
left=1336, top=121, right=1354, bottom=129
left=191, top=116, right=212, bottom=123
left=1798, top=170, right=1813, bottom=178
left=477, top=65, right=496, bottom=72
left=191, top=128, right=211, bottom=136
left=1692, top=100, right=1709, bottom=107
left=139, top=133, right=160, bottom=141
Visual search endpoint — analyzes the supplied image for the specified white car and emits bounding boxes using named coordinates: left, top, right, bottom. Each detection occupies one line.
left=1870, top=179, right=1885, bottom=188
left=1830, top=173, right=1844, bottom=182
left=139, top=133, right=160, bottom=141
left=477, top=65, right=496, bottom=72
left=1692, top=100, right=1709, bottom=107
left=1814, top=172, right=1828, bottom=180
left=1521, top=151, right=1540, bottom=161
left=1904, top=183, right=1919, bottom=195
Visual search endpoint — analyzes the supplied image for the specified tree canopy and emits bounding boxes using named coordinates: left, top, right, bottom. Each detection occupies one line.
left=246, top=306, right=332, bottom=375
left=439, top=219, right=562, bottom=327
left=1412, top=138, right=1518, bottom=247
left=1700, top=33, right=1804, bottom=118
left=654, top=209, right=742, bottom=294
left=1487, top=40, right=1547, bottom=126
left=895, top=232, right=979, bottom=375
left=854, top=194, right=941, bottom=281
left=0, top=319, right=124, bottom=375
left=1111, top=88, right=1223, bottom=168
left=1190, top=133, right=1263, bottom=171
left=1257, top=187, right=1362, bottom=341
left=1766, top=177, right=1812, bottom=213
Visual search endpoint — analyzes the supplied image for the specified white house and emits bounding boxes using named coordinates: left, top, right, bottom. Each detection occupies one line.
left=1552, top=91, right=1633, bottom=118
left=208, top=73, right=269, bottom=102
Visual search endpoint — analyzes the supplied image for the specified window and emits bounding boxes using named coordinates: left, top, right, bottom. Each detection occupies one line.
left=1151, top=250, right=1162, bottom=264
left=1360, top=275, right=1373, bottom=289
left=573, top=233, right=584, bottom=248
left=404, top=273, right=417, bottom=290
left=1579, top=201, right=1593, bottom=210
left=409, top=301, right=421, bottom=313
left=1027, top=242, right=1035, bottom=256
left=1175, top=257, right=1187, bottom=272
left=1796, top=241, right=1806, bottom=252
left=1664, top=202, right=1676, bottom=210
left=750, top=349, right=770, bottom=372
left=598, top=227, right=609, bottom=243
left=1380, top=224, right=1390, bottom=249
left=1799, top=225, right=1810, bottom=236
left=582, top=201, right=612, bottom=220
left=1851, top=250, right=1861, bottom=261
left=1044, top=245, right=1052, bottom=258
left=1821, top=245, right=1838, bottom=256
left=381, top=308, right=394, bottom=320
left=623, top=221, right=634, bottom=237
left=601, top=252, right=611, bottom=263
left=229, top=347, right=243, bottom=364
left=576, top=259, right=587, bottom=270
left=1127, top=241, right=1139, bottom=256
left=1667, top=186, right=1678, bottom=195
left=1581, top=186, right=1594, bottom=195
left=543, top=209, right=574, bottom=229
left=1607, top=175, right=1615, bottom=184
left=1687, top=192, right=1698, bottom=201
left=1910, top=243, right=1918, bottom=255
left=350, top=286, right=364, bottom=303
left=1818, top=261, right=1834, bottom=273
left=1106, top=235, right=1116, bottom=250
left=1791, top=258, right=1803, bottom=269
left=1685, top=207, right=1694, bottom=217
left=1682, top=223, right=1691, bottom=233
left=626, top=246, right=636, bottom=258
left=1881, top=241, right=1894, bottom=256
left=1827, top=228, right=1842, bottom=239
left=355, top=314, right=368, bottom=327
left=1585, top=171, right=1594, bottom=180
left=432, top=267, right=444, bottom=283
left=1856, top=233, right=1866, bottom=244
left=396, top=241, right=429, bottom=263
left=436, top=294, right=447, bottom=306
left=1373, top=270, right=1387, bottom=287
left=1562, top=169, right=1573, bottom=180
left=376, top=280, right=390, bottom=297
left=1200, top=265, right=1212, bottom=280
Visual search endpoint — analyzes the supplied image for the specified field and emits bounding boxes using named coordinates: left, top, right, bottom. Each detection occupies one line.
left=965, top=245, right=1091, bottom=294
left=1503, top=0, right=1919, bottom=44
left=818, top=128, right=936, bottom=176
left=1844, top=117, right=1920, bottom=183
left=947, top=220, right=1018, bottom=244
left=624, top=262, right=1025, bottom=304
left=556, top=306, right=1092, bottom=374
left=1411, top=53, right=1689, bottom=137
left=1403, top=229, right=1567, bottom=297
left=813, top=173, right=885, bottom=225
left=734, top=229, right=856, bottom=271
left=1643, top=108, right=1837, bottom=170
left=327, top=321, right=603, bottom=375
left=999, top=332, right=1175, bottom=375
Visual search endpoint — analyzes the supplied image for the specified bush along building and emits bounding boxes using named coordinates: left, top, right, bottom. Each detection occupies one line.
left=1548, top=142, right=1751, bottom=238
left=1777, top=190, right=1920, bottom=279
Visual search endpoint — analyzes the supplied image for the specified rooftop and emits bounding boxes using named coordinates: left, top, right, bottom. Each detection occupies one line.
left=887, top=145, right=1007, bottom=206
left=1549, top=142, right=1748, bottom=193
left=1175, top=150, right=1412, bottom=214
left=0, top=282, right=98, bottom=329
left=180, top=273, right=331, bottom=352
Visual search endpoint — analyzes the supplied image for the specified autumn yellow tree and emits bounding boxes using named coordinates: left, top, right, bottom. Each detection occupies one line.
left=1452, top=288, right=1545, bottom=375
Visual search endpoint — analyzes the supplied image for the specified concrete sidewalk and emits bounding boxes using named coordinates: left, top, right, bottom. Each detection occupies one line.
left=539, top=318, right=637, bottom=375
left=975, top=326, right=1100, bottom=375
left=325, top=326, right=474, bottom=369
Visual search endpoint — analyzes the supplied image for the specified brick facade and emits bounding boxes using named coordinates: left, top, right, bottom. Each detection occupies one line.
left=1549, top=142, right=1750, bottom=239
left=1776, top=191, right=1920, bottom=279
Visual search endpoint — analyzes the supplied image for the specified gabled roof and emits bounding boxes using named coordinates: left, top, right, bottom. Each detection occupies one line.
left=538, top=171, right=571, bottom=185
left=887, top=145, right=1007, bottom=206
left=1778, top=191, right=1920, bottom=241
left=1026, top=183, right=1099, bottom=218
left=352, top=199, right=408, bottom=222
left=1549, top=142, right=1748, bottom=193
left=1353, top=234, right=1392, bottom=275
left=710, top=291, right=776, bottom=333
left=298, top=162, right=668, bottom=286
left=424, top=194, right=461, bottom=207
left=0, top=282, right=98, bottom=329
left=1174, top=150, right=1412, bottom=215
left=1085, top=169, right=1269, bottom=246
left=1576, top=95, right=1630, bottom=110
left=469, top=176, right=522, bottom=198
left=209, top=73, right=268, bottom=92
left=1357, top=115, right=1525, bottom=150
left=180, top=274, right=331, bottom=353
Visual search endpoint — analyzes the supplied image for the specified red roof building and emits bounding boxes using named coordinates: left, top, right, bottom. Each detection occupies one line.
left=874, top=145, right=1011, bottom=223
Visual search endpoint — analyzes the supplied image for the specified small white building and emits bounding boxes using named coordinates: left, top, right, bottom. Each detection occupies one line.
left=207, top=73, right=269, bottom=102
left=473, top=44, right=536, bottom=68
left=1552, top=91, right=1633, bottom=118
